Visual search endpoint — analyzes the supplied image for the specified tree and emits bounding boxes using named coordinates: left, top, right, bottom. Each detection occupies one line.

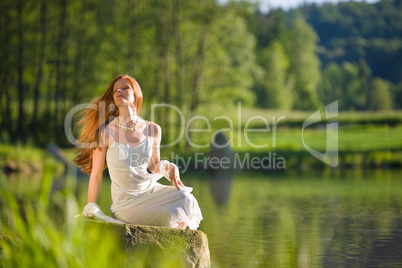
left=31, top=0, right=47, bottom=139
left=295, top=0, right=402, bottom=84
left=172, top=0, right=184, bottom=148
left=392, top=82, right=402, bottom=109
left=285, top=18, right=321, bottom=110
left=367, top=78, right=393, bottom=110
left=256, top=41, right=292, bottom=109
left=202, top=6, right=260, bottom=108
left=319, top=62, right=364, bottom=110
left=16, top=0, right=25, bottom=142
left=0, top=0, right=14, bottom=140
left=358, top=59, right=372, bottom=110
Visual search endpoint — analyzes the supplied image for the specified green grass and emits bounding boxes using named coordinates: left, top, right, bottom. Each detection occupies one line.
left=196, top=105, right=402, bottom=127
left=160, top=106, right=402, bottom=155
left=0, top=160, right=189, bottom=267
left=0, top=144, right=44, bottom=164
left=0, top=144, right=45, bottom=173
left=0, top=143, right=65, bottom=174
left=185, top=125, right=402, bottom=153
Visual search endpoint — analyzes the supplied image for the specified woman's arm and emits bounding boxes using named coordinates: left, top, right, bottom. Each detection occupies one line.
left=87, top=129, right=110, bottom=203
left=147, top=121, right=185, bottom=191
left=87, top=146, right=106, bottom=203
left=83, top=129, right=124, bottom=222
left=147, top=122, right=162, bottom=174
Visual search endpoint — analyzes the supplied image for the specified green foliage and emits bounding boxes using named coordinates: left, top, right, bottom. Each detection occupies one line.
left=0, top=144, right=47, bottom=173
left=2, top=0, right=402, bottom=147
left=202, top=8, right=260, bottom=108
left=253, top=15, right=321, bottom=111
left=256, top=41, right=292, bottom=109
left=0, top=162, right=188, bottom=267
left=367, top=77, right=393, bottom=110
left=319, top=62, right=365, bottom=110
left=293, top=0, right=402, bottom=84
left=392, top=82, right=402, bottom=109
left=0, top=0, right=262, bottom=146
left=285, top=18, right=321, bottom=110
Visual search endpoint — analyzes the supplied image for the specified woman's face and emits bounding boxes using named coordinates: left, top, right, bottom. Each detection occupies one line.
left=113, top=78, right=135, bottom=108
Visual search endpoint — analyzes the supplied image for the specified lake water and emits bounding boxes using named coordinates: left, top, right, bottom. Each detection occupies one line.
left=4, top=168, right=402, bottom=267
left=183, top=169, right=402, bottom=267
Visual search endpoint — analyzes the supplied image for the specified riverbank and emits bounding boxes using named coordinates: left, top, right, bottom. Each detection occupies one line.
left=2, top=109, right=402, bottom=173
left=1, top=144, right=401, bottom=176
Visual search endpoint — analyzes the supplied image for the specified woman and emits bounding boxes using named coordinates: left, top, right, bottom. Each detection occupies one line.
left=74, top=74, right=202, bottom=229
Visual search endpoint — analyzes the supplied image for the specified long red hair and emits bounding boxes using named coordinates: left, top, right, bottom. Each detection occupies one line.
left=73, top=74, right=143, bottom=174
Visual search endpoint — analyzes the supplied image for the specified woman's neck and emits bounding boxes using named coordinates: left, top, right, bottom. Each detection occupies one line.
left=117, top=106, right=138, bottom=123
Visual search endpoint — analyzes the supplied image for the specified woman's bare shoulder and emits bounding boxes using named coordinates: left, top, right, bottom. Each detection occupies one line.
left=101, top=120, right=116, bottom=147
left=146, top=121, right=161, bottom=138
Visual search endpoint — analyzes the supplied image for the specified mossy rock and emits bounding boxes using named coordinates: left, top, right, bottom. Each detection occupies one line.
left=78, top=219, right=211, bottom=268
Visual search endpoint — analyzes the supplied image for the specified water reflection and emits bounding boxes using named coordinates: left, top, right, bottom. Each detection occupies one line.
left=206, top=132, right=234, bottom=206
left=205, top=169, right=233, bottom=206
left=46, top=143, right=88, bottom=195
left=190, top=169, right=402, bottom=267
left=321, top=217, right=402, bottom=267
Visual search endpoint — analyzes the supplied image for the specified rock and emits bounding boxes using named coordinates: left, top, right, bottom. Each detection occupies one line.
left=79, top=219, right=211, bottom=268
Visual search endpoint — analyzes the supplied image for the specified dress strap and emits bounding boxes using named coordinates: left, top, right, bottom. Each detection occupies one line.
left=145, top=120, right=153, bottom=174
left=104, top=122, right=117, bottom=141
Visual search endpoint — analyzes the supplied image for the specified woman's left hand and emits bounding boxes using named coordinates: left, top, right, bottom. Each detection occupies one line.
left=167, top=163, right=185, bottom=190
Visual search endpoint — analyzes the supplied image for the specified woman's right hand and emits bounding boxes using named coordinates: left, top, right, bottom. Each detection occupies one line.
left=83, top=213, right=96, bottom=219
left=81, top=203, right=125, bottom=223
left=82, top=203, right=99, bottom=219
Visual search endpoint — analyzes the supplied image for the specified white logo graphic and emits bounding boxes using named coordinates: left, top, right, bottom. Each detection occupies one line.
left=302, top=101, right=338, bottom=167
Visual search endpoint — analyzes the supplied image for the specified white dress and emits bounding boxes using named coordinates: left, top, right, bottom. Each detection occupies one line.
left=104, top=123, right=203, bottom=230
